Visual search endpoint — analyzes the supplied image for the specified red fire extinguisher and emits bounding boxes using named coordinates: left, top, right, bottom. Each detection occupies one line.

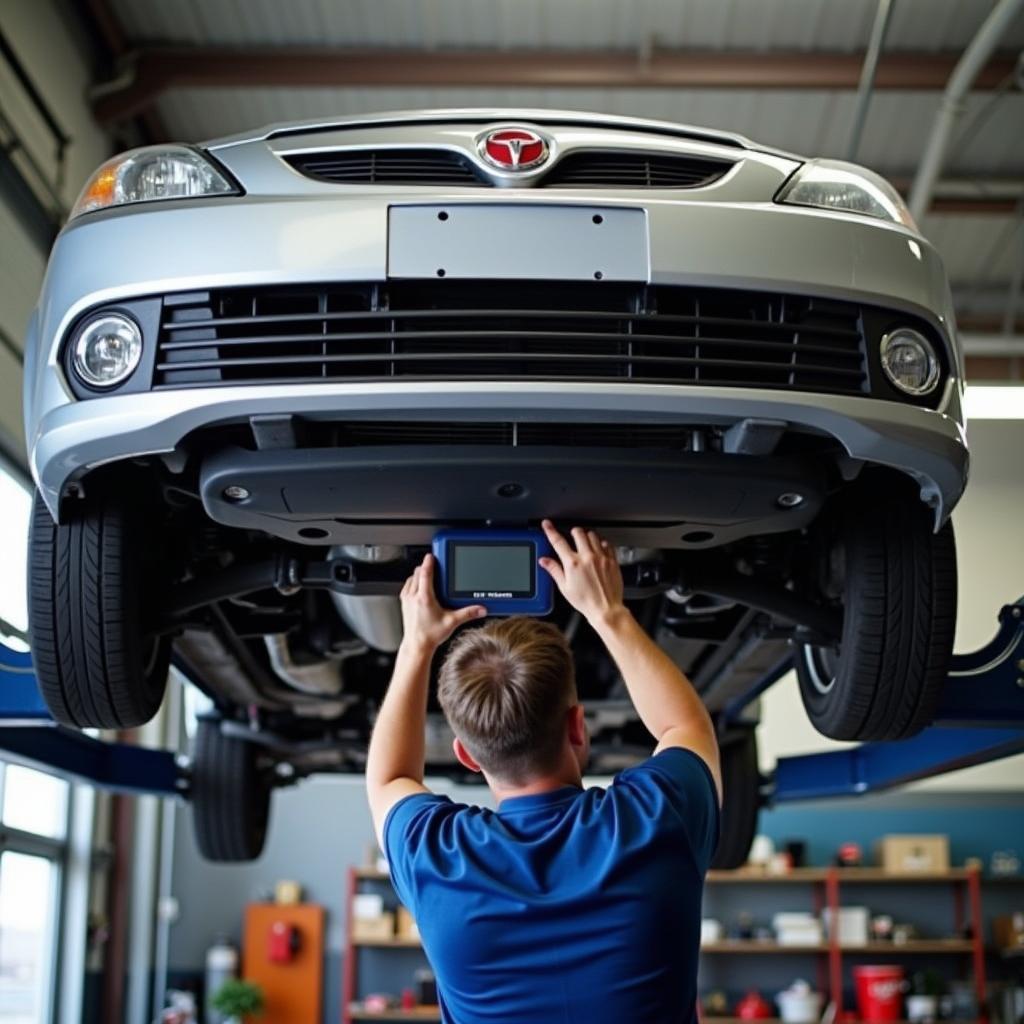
left=268, top=921, right=300, bottom=963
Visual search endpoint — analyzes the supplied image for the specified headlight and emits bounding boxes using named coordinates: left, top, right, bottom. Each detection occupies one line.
left=776, top=159, right=916, bottom=229
left=70, top=145, right=239, bottom=219
left=72, top=314, right=143, bottom=388
left=879, top=328, right=940, bottom=396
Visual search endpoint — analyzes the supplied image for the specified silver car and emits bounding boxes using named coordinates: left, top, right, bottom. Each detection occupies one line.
left=25, top=110, right=965, bottom=861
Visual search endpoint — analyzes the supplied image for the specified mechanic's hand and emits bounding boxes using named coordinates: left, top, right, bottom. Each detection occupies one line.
left=538, top=520, right=626, bottom=627
left=399, top=553, right=486, bottom=652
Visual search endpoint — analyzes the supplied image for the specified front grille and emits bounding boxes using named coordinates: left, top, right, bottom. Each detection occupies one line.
left=284, top=149, right=485, bottom=186
left=544, top=151, right=730, bottom=188
left=284, top=148, right=733, bottom=189
left=154, top=281, right=868, bottom=396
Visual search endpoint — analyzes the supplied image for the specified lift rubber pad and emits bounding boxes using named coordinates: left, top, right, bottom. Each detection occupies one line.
left=199, top=445, right=825, bottom=549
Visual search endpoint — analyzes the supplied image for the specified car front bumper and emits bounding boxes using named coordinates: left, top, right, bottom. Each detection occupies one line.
left=31, top=376, right=967, bottom=526
left=25, top=190, right=967, bottom=521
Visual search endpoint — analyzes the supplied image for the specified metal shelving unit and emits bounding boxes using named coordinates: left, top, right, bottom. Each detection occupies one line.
left=343, top=867, right=441, bottom=1024
left=342, top=864, right=991, bottom=1023
left=701, top=866, right=988, bottom=1020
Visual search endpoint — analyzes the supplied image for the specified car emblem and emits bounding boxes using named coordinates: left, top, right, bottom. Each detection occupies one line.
left=480, top=128, right=549, bottom=172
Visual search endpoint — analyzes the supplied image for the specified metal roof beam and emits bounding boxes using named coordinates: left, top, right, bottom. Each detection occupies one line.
left=91, top=47, right=1020, bottom=125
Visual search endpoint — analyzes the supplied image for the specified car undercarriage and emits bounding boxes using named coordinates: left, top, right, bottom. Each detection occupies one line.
left=25, top=110, right=967, bottom=862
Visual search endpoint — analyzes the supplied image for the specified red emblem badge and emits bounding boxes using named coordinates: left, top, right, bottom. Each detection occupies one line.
left=481, top=128, right=549, bottom=171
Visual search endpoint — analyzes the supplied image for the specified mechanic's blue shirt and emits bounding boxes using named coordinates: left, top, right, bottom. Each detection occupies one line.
left=383, top=747, right=719, bottom=1024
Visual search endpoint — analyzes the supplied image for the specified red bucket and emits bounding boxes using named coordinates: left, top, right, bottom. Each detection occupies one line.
left=853, top=965, right=905, bottom=1022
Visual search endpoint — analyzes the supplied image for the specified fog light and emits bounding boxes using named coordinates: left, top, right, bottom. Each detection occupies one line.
left=879, top=328, right=939, bottom=396
left=72, top=314, right=142, bottom=388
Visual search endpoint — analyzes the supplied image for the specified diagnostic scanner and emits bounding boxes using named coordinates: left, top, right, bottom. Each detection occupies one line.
left=432, top=528, right=554, bottom=616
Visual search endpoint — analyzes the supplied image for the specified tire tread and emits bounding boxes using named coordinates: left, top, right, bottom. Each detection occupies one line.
left=797, top=485, right=957, bottom=742
left=27, top=490, right=169, bottom=729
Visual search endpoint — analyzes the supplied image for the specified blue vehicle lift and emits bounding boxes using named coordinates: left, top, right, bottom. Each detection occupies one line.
left=1, top=598, right=1022, bottom=803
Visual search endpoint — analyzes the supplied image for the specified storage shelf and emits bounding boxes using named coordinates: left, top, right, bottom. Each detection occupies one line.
left=348, top=1006, right=440, bottom=1021
left=706, top=867, right=973, bottom=884
left=701, top=941, right=828, bottom=954
left=848, top=940, right=976, bottom=953
left=707, top=869, right=832, bottom=883
left=700, top=939, right=974, bottom=955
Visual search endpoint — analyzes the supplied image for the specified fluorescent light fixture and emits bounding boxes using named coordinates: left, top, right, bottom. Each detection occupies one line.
left=964, top=385, right=1024, bottom=420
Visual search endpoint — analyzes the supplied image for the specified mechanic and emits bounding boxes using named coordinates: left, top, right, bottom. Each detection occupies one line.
left=365, top=520, right=722, bottom=1024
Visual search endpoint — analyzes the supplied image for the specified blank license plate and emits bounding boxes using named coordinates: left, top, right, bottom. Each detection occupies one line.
left=387, top=204, right=649, bottom=281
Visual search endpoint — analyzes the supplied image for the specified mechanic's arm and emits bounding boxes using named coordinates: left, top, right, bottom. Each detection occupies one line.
left=539, top=520, right=722, bottom=802
left=365, top=554, right=486, bottom=846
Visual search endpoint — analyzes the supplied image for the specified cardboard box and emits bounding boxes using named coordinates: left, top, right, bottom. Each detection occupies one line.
left=350, top=911, right=394, bottom=942
left=396, top=906, right=420, bottom=941
left=877, top=834, right=950, bottom=874
left=274, top=880, right=302, bottom=905
left=993, top=913, right=1024, bottom=953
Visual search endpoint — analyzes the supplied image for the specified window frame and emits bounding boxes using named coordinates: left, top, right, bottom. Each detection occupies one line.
left=0, top=435, right=76, bottom=1024
left=0, top=449, right=31, bottom=643
left=0, top=762, right=72, bottom=1024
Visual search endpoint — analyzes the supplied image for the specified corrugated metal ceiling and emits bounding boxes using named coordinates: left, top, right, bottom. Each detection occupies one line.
left=157, top=86, right=1024, bottom=179
left=111, top=0, right=1024, bottom=52
left=108, top=0, right=1024, bottom=299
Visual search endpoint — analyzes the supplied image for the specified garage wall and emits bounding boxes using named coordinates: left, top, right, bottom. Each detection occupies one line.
left=166, top=775, right=1024, bottom=1024
left=0, top=0, right=110, bottom=462
left=166, top=775, right=493, bottom=1022
left=759, top=417, right=1024, bottom=789
left=0, top=203, right=41, bottom=458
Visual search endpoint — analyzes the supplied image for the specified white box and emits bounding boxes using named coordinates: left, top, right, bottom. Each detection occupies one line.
left=778, top=928, right=824, bottom=946
left=353, top=893, right=385, bottom=920
left=822, top=906, right=870, bottom=946
left=774, top=913, right=818, bottom=930
left=774, top=912, right=824, bottom=946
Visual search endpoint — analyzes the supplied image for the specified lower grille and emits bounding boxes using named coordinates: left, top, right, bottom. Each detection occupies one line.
left=154, top=281, right=868, bottom=395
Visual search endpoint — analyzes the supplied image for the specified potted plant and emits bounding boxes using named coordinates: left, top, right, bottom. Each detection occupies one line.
left=907, top=970, right=945, bottom=1023
left=210, top=979, right=265, bottom=1024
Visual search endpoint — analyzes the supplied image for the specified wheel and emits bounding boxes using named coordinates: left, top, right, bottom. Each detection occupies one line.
left=711, top=728, right=761, bottom=871
left=191, top=717, right=272, bottom=862
left=796, top=487, right=957, bottom=742
left=28, top=489, right=171, bottom=729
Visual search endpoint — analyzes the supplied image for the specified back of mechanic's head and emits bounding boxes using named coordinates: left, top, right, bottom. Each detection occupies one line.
left=438, top=616, right=576, bottom=784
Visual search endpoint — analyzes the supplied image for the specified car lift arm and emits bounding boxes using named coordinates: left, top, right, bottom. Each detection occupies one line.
left=1, top=601, right=1022, bottom=802
left=766, top=599, right=1024, bottom=802
left=0, top=641, right=184, bottom=796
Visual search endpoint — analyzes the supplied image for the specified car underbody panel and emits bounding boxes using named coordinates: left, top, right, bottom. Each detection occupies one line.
left=199, top=443, right=827, bottom=548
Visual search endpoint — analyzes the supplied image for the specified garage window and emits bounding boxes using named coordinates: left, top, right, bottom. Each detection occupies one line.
left=0, top=462, right=30, bottom=642
left=0, top=462, right=64, bottom=1024
left=0, top=765, right=68, bottom=1024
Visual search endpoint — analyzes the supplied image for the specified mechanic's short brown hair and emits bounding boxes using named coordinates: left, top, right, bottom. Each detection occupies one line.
left=437, top=616, right=576, bottom=784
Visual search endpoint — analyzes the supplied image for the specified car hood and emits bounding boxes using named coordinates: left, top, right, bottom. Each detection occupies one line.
left=202, top=106, right=800, bottom=160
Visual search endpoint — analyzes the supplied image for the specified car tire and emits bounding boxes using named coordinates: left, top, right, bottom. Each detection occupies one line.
left=796, top=490, right=957, bottom=742
left=710, top=728, right=760, bottom=871
left=191, top=717, right=272, bottom=863
left=28, top=490, right=171, bottom=729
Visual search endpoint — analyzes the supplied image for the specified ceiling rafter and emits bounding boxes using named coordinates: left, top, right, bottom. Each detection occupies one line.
left=91, top=47, right=1020, bottom=125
